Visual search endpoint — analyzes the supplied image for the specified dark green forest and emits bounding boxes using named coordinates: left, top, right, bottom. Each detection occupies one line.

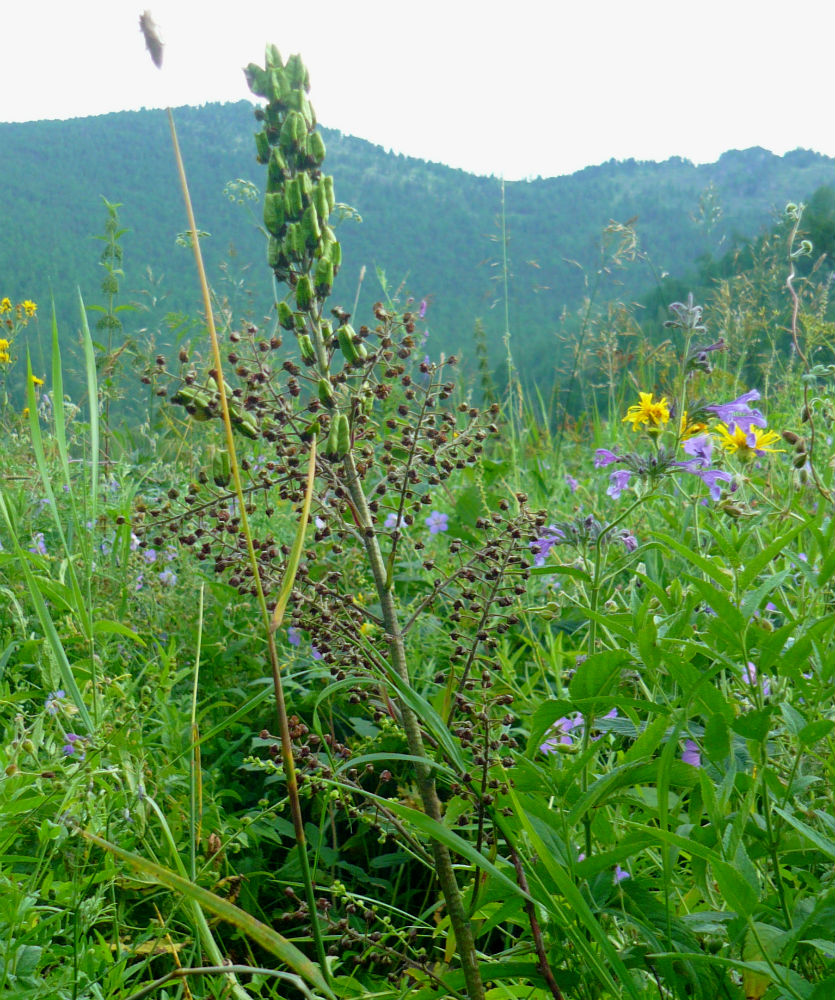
left=2, top=101, right=832, bottom=395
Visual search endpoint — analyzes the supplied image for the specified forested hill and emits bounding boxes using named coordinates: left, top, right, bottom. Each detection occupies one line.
left=2, top=100, right=832, bottom=386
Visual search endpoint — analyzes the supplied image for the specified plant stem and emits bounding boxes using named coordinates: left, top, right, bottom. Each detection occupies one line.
left=342, top=450, right=485, bottom=1000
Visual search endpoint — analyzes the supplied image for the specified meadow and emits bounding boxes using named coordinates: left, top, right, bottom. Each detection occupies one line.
left=0, top=42, right=833, bottom=1000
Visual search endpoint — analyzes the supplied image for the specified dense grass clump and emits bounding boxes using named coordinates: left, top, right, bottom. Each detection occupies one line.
left=1, top=36, right=833, bottom=1000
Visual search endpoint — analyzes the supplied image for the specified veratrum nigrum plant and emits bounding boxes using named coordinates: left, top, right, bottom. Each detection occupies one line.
left=145, top=46, right=545, bottom=1000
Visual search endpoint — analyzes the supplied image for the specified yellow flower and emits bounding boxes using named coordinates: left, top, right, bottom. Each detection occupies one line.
left=623, top=392, right=670, bottom=431
left=716, top=422, right=782, bottom=459
left=680, top=411, right=708, bottom=439
left=0, top=338, right=10, bottom=364
left=0, top=297, right=11, bottom=314
left=30, top=374, right=44, bottom=387
left=22, top=300, right=37, bottom=317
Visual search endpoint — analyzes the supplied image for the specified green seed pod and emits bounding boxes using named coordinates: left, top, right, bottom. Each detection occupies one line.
left=336, top=413, right=351, bottom=456
left=297, top=334, right=316, bottom=363
left=308, top=132, right=326, bottom=166
left=279, top=111, right=304, bottom=154
left=244, top=63, right=269, bottom=98
left=210, top=447, right=231, bottom=487
left=299, top=417, right=320, bottom=442
left=337, top=324, right=360, bottom=364
left=171, top=382, right=211, bottom=419
left=268, top=147, right=287, bottom=185
left=320, top=319, right=333, bottom=345
left=323, top=417, right=340, bottom=459
left=314, top=258, right=334, bottom=297
left=263, top=193, right=286, bottom=236
left=318, top=377, right=335, bottom=408
left=285, top=53, right=307, bottom=89
left=265, top=44, right=282, bottom=70
left=233, top=411, right=259, bottom=440
left=313, top=183, right=329, bottom=222
left=255, top=130, right=270, bottom=164
left=326, top=239, right=342, bottom=271
left=296, top=275, right=313, bottom=311
left=294, top=311, right=307, bottom=333
left=284, top=177, right=303, bottom=219
left=277, top=301, right=295, bottom=330
left=322, top=176, right=335, bottom=214
left=267, top=67, right=289, bottom=103
left=283, top=223, right=304, bottom=261
left=301, top=205, right=322, bottom=250
left=298, top=173, right=313, bottom=204
left=267, top=237, right=282, bottom=269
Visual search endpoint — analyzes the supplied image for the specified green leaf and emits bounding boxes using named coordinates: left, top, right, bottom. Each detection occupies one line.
left=703, top=713, right=730, bottom=761
left=712, top=858, right=759, bottom=914
left=569, top=649, right=629, bottom=702
left=731, top=707, right=775, bottom=742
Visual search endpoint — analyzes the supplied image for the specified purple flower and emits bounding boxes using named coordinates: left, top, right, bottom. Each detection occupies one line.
left=158, top=569, right=177, bottom=587
left=743, top=661, right=771, bottom=697
left=45, top=690, right=66, bottom=715
left=540, top=715, right=581, bottom=752
left=677, top=464, right=733, bottom=501
left=607, top=470, right=632, bottom=499
left=29, top=532, right=47, bottom=556
left=384, top=512, right=402, bottom=530
left=530, top=525, right=565, bottom=567
left=681, top=740, right=701, bottom=767
left=311, top=645, right=323, bottom=660
left=594, top=448, right=622, bottom=468
left=287, top=627, right=302, bottom=647
left=418, top=299, right=428, bottom=319
left=142, top=548, right=158, bottom=564
left=62, top=733, right=86, bottom=760
left=705, top=390, right=766, bottom=433
left=565, top=474, right=579, bottom=493
left=682, top=433, right=714, bottom=467
left=130, top=532, right=140, bottom=551
left=426, top=510, right=448, bottom=535
left=614, top=865, right=631, bottom=883
left=619, top=529, right=638, bottom=553
left=135, top=573, right=144, bottom=592
left=164, top=546, right=177, bottom=562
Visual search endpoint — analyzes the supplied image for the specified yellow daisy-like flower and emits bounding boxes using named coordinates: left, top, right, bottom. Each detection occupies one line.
left=622, top=392, right=670, bottom=431
left=0, top=338, right=10, bottom=364
left=30, top=374, right=45, bottom=387
left=716, top=422, right=782, bottom=459
left=0, top=297, right=11, bottom=314
left=22, top=300, right=37, bottom=317
left=680, top=411, right=708, bottom=440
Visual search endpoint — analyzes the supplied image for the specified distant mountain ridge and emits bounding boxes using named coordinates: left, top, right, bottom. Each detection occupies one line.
left=1, top=101, right=831, bottom=385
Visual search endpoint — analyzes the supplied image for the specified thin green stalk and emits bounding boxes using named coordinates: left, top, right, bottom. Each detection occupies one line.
left=164, top=106, right=329, bottom=981
left=189, top=583, right=204, bottom=884
left=341, top=450, right=485, bottom=1000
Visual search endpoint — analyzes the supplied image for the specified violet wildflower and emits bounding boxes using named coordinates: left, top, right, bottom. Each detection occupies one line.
left=614, top=865, right=631, bottom=883
left=164, top=546, right=178, bottom=562
left=130, top=532, right=140, bottom=551
left=618, top=530, right=638, bottom=553
left=705, top=390, right=766, bottom=433
left=158, top=568, right=177, bottom=587
left=676, top=463, right=733, bottom=501
left=135, top=573, right=144, bottom=592
left=681, top=740, right=701, bottom=767
left=565, top=473, right=579, bottom=493
left=540, top=715, right=581, bottom=752
left=384, top=511, right=402, bottom=530
left=418, top=299, right=428, bottom=319
left=682, top=433, right=714, bottom=467
left=743, top=661, right=771, bottom=697
left=530, top=525, right=565, bottom=567
left=311, top=645, right=323, bottom=661
left=594, top=448, right=621, bottom=468
left=607, top=470, right=631, bottom=499
left=62, top=733, right=86, bottom=761
left=45, top=690, right=66, bottom=715
left=288, top=626, right=302, bottom=647
left=142, top=548, right=158, bottom=564
left=29, top=532, right=47, bottom=556
left=426, top=510, right=448, bottom=535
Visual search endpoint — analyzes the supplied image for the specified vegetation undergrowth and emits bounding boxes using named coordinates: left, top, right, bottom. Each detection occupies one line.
left=0, top=19, right=833, bottom=1000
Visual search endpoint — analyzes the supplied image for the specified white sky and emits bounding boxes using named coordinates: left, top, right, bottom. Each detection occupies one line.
left=2, top=0, right=833, bottom=180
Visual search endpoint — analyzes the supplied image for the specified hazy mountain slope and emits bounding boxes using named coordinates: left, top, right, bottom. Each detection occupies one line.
left=1, top=101, right=831, bottom=385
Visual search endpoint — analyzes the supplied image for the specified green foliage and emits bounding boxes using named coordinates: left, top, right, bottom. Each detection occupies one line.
left=1, top=50, right=834, bottom=1000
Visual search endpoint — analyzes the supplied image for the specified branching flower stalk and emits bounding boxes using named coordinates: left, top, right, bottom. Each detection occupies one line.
left=138, top=14, right=329, bottom=981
